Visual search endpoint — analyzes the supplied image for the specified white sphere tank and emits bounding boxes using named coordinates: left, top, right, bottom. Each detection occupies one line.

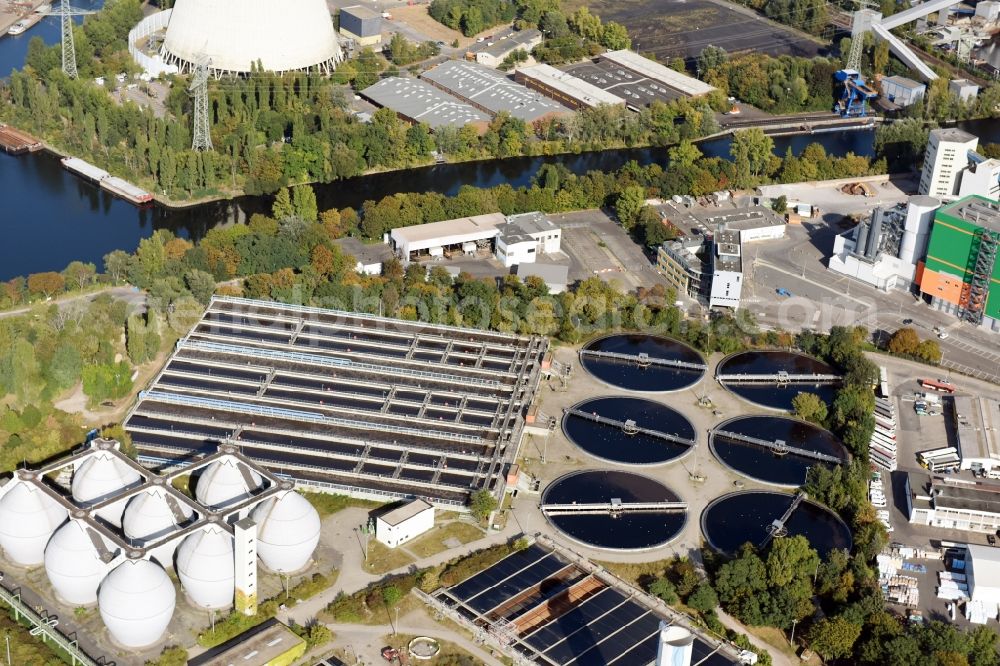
left=176, top=525, right=234, bottom=610
left=251, top=491, right=320, bottom=573
left=195, top=458, right=263, bottom=509
left=44, top=519, right=112, bottom=606
left=99, top=558, right=176, bottom=649
left=122, top=486, right=194, bottom=544
left=72, top=451, right=142, bottom=526
left=0, top=480, right=67, bottom=567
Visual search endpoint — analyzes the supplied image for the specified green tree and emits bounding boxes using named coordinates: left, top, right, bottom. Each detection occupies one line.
left=667, top=140, right=703, bottom=170
left=887, top=327, right=920, bottom=355
left=292, top=185, right=318, bottom=222
left=381, top=585, right=403, bottom=607
left=272, top=187, right=294, bottom=221
left=687, top=582, right=718, bottom=613
left=697, top=45, right=728, bottom=75
left=807, top=616, right=862, bottom=660
left=771, top=195, right=788, bottom=213
left=615, top=185, right=646, bottom=230
left=648, top=577, right=678, bottom=604
left=469, top=489, right=498, bottom=520
left=792, top=392, right=828, bottom=424
left=730, top=128, right=774, bottom=187
left=184, top=269, right=217, bottom=304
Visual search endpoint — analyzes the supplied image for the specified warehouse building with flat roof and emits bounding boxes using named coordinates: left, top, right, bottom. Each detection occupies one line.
left=360, top=77, right=490, bottom=130
left=473, top=29, right=543, bottom=68
left=514, top=63, right=625, bottom=110
left=339, top=5, right=382, bottom=46
left=602, top=50, right=716, bottom=97
left=421, top=60, right=571, bottom=122
left=561, top=50, right=716, bottom=109
left=124, top=297, right=548, bottom=508
left=907, top=471, right=1000, bottom=534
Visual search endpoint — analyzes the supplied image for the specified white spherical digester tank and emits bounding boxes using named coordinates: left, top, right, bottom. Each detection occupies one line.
left=71, top=451, right=143, bottom=526
left=194, top=458, right=263, bottom=509
left=99, top=558, right=176, bottom=649
left=176, top=525, right=235, bottom=610
left=250, top=491, right=320, bottom=573
left=122, top=486, right=194, bottom=543
left=44, top=519, right=112, bottom=606
left=0, top=480, right=67, bottom=567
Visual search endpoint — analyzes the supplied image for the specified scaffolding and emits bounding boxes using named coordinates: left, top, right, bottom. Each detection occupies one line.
left=960, top=229, right=998, bottom=326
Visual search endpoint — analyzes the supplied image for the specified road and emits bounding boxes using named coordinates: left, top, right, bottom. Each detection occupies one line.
left=0, top=285, right=146, bottom=319
left=743, top=220, right=1000, bottom=385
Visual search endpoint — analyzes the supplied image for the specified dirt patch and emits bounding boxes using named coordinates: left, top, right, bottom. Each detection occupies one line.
left=393, top=5, right=465, bottom=44
left=559, top=0, right=826, bottom=62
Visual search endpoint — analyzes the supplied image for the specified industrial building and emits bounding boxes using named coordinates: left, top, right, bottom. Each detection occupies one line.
left=880, top=75, right=926, bottom=107
left=334, top=237, right=394, bottom=275
left=950, top=78, right=980, bottom=102
left=339, top=5, right=382, bottom=46
left=421, top=61, right=571, bottom=123
left=432, top=539, right=745, bottom=665
left=189, top=618, right=306, bottom=666
left=906, top=471, right=1000, bottom=534
left=557, top=50, right=716, bottom=110
left=361, top=77, right=490, bottom=130
left=139, top=0, right=344, bottom=76
left=514, top=64, right=625, bottom=110
left=828, top=196, right=939, bottom=291
left=389, top=211, right=562, bottom=266
left=709, top=227, right=743, bottom=309
left=965, top=544, right=1000, bottom=622
left=0, top=438, right=321, bottom=650
left=919, top=128, right=982, bottom=199
left=917, top=195, right=1000, bottom=330
left=657, top=237, right=710, bottom=304
left=954, top=396, right=1000, bottom=473
left=473, top=29, right=543, bottom=67
left=124, top=297, right=548, bottom=507
left=375, top=498, right=435, bottom=548
left=494, top=212, right=562, bottom=267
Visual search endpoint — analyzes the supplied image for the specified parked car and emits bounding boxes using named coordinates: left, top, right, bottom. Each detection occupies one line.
left=902, top=318, right=913, bottom=324
left=776, top=288, right=792, bottom=297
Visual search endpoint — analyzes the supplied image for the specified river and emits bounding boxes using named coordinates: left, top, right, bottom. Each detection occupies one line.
left=0, top=6, right=879, bottom=280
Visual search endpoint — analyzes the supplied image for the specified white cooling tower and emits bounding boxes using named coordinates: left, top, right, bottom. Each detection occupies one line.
left=161, top=0, right=343, bottom=75
left=176, top=525, right=235, bottom=610
left=122, top=486, right=194, bottom=544
left=0, top=480, right=67, bottom=567
left=99, top=558, right=176, bottom=649
left=71, top=451, right=143, bottom=526
left=899, top=195, right=940, bottom=265
left=194, top=458, right=263, bottom=510
left=250, top=490, right=320, bottom=573
left=44, top=519, right=113, bottom=606
left=656, top=623, right=695, bottom=666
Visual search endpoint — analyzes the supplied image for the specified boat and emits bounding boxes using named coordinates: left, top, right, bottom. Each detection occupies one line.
left=7, top=21, right=27, bottom=36
left=61, top=156, right=154, bottom=205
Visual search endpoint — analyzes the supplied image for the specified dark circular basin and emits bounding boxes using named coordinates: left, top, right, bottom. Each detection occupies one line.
left=716, top=350, right=839, bottom=411
left=580, top=334, right=704, bottom=392
left=542, top=470, right=686, bottom=551
left=563, top=397, right=695, bottom=465
left=710, top=415, right=849, bottom=486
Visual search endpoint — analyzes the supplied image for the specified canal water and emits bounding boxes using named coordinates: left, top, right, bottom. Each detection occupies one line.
left=563, top=396, right=695, bottom=465
left=710, top=415, right=849, bottom=486
left=541, top=470, right=686, bottom=550
left=701, top=491, right=853, bottom=556
left=717, top=350, right=839, bottom=411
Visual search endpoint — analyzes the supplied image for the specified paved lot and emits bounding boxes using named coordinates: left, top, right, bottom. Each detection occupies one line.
left=550, top=209, right=666, bottom=291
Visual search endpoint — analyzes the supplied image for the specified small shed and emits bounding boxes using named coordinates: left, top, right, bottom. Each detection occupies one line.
left=375, top=499, right=435, bottom=548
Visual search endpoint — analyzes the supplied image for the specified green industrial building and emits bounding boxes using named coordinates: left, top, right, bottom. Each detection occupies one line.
left=918, top=195, right=1000, bottom=331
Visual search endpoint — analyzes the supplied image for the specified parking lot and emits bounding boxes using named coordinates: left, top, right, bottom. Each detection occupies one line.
left=549, top=209, right=667, bottom=290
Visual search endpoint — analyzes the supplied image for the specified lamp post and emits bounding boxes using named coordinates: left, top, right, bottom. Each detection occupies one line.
left=790, top=618, right=798, bottom=648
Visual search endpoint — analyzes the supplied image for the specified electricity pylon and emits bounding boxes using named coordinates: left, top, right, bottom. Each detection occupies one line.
left=190, top=57, right=213, bottom=151
left=46, top=2, right=97, bottom=79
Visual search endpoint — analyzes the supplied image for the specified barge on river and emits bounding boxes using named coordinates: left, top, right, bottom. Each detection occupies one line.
left=0, top=124, right=42, bottom=154
left=61, top=156, right=153, bottom=205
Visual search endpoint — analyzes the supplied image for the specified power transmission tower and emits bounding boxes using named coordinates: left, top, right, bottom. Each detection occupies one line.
left=190, top=57, right=213, bottom=151
left=46, top=2, right=97, bottom=79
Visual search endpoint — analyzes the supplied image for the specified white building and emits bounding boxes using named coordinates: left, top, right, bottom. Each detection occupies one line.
left=709, top=227, right=742, bottom=308
left=907, top=472, right=1000, bottom=534
left=828, top=196, right=939, bottom=291
left=967, top=544, right=1000, bottom=605
left=950, top=78, right=980, bottom=103
left=390, top=213, right=506, bottom=261
left=495, top=213, right=562, bottom=268
left=334, top=238, right=394, bottom=276
left=881, top=75, right=926, bottom=107
left=958, top=155, right=1000, bottom=200
left=375, top=499, right=434, bottom=548
left=955, top=396, right=1000, bottom=473
left=976, top=1, right=1000, bottom=22
left=919, top=128, right=981, bottom=199
left=475, top=29, right=543, bottom=68
left=515, top=262, right=570, bottom=294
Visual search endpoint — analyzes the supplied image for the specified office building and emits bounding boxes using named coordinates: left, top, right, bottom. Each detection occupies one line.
left=919, top=128, right=980, bottom=198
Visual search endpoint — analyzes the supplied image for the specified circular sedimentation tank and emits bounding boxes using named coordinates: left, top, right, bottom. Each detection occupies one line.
left=579, top=334, right=705, bottom=392
left=701, top=491, right=852, bottom=556
left=710, top=416, right=849, bottom=487
left=541, top=470, right=686, bottom=551
left=716, top=350, right=839, bottom=411
left=562, top=397, right=695, bottom=465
